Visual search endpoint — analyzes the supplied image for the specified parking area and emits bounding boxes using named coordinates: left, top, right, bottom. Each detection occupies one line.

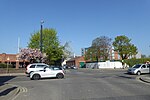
left=1, top=68, right=150, bottom=100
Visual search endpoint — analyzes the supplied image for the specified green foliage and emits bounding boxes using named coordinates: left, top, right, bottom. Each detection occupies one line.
left=113, top=35, right=138, bottom=60
left=0, top=63, right=13, bottom=68
left=84, top=47, right=98, bottom=61
left=124, top=58, right=150, bottom=67
left=141, top=54, right=146, bottom=58
left=28, top=28, right=64, bottom=65
left=0, top=63, right=7, bottom=68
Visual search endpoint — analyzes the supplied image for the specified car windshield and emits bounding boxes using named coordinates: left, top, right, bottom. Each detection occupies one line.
left=132, top=64, right=141, bottom=68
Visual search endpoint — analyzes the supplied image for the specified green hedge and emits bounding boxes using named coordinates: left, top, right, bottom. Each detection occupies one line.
left=124, top=58, right=150, bottom=67
left=0, top=63, right=13, bottom=68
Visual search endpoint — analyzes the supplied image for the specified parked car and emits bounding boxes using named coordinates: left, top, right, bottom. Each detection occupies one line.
left=71, top=65, right=78, bottom=69
left=30, top=66, right=65, bottom=80
left=26, top=63, right=49, bottom=75
left=127, top=64, right=150, bottom=75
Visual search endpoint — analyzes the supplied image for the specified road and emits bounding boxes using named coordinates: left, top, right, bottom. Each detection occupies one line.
left=5, top=69, right=150, bottom=100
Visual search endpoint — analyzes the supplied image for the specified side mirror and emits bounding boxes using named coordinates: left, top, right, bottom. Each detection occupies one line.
left=44, top=69, right=46, bottom=72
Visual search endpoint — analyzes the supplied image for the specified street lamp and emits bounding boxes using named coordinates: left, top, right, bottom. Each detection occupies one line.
left=6, top=57, right=10, bottom=73
left=40, top=20, right=44, bottom=53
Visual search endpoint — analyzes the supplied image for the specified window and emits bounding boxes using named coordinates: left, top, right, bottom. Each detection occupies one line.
left=142, top=65, right=146, bottom=68
left=30, top=65, right=35, bottom=68
left=52, top=67, right=62, bottom=70
left=133, top=64, right=141, bottom=68
left=147, top=64, right=150, bottom=68
left=36, top=65, right=47, bottom=68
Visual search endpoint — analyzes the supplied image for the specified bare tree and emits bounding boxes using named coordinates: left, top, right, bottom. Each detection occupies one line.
left=85, top=36, right=112, bottom=61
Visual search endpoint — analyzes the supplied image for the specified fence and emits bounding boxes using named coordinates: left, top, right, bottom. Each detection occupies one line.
left=86, top=61, right=123, bottom=69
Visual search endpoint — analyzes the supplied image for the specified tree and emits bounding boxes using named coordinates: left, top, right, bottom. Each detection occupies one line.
left=141, top=54, right=146, bottom=58
left=84, top=46, right=98, bottom=61
left=85, top=36, right=112, bottom=61
left=63, top=41, right=73, bottom=59
left=113, top=35, right=138, bottom=60
left=19, top=48, right=44, bottom=63
left=28, top=28, right=64, bottom=65
left=92, top=36, right=112, bottom=60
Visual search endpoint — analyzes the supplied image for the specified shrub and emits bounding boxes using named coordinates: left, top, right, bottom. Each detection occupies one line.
left=0, top=63, right=13, bottom=68
left=0, top=63, right=7, bottom=68
left=124, top=58, right=150, bottom=67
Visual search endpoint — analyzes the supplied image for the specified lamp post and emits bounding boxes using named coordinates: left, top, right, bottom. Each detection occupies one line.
left=16, top=55, right=19, bottom=69
left=40, top=20, right=44, bottom=53
left=6, top=57, right=10, bottom=73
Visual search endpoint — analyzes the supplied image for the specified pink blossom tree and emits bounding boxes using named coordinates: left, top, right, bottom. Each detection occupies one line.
left=19, top=48, right=45, bottom=63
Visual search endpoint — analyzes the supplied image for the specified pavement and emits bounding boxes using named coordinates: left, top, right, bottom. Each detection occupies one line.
left=0, top=73, right=150, bottom=100
left=0, top=73, right=25, bottom=100
left=0, top=73, right=25, bottom=76
left=139, top=75, right=150, bottom=83
left=0, top=83, right=20, bottom=100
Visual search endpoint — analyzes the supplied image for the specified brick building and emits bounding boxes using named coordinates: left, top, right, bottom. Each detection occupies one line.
left=0, top=53, right=29, bottom=69
left=81, top=47, right=120, bottom=60
left=66, top=56, right=86, bottom=68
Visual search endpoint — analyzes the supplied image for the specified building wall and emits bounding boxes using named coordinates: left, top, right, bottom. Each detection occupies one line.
left=75, top=56, right=85, bottom=68
left=66, top=56, right=86, bottom=68
left=81, top=47, right=120, bottom=60
left=66, top=60, right=75, bottom=67
left=0, top=53, right=17, bottom=63
left=114, top=51, right=119, bottom=60
left=0, top=53, right=29, bottom=69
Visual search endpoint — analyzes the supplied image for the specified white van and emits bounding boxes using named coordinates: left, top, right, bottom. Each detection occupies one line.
left=127, top=64, right=150, bottom=75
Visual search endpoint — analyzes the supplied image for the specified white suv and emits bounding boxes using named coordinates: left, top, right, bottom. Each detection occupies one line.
left=30, top=66, right=65, bottom=80
left=26, top=63, right=49, bottom=75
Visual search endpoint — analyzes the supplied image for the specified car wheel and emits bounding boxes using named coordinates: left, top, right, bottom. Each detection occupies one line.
left=32, top=74, right=41, bottom=80
left=56, top=73, right=64, bottom=79
left=137, top=71, right=141, bottom=75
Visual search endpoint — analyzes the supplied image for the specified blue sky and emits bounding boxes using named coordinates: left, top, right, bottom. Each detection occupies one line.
left=0, top=0, right=150, bottom=56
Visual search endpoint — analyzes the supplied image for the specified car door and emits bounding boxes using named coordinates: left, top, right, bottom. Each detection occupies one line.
left=42, top=67, right=55, bottom=78
left=29, top=65, right=36, bottom=72
left=141, top=65, right=148, bottom=74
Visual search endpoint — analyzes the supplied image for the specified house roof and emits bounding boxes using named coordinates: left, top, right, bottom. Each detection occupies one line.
left=0, top=54, right=17, bottom=61
left=0, top=53, right=29, bottom=62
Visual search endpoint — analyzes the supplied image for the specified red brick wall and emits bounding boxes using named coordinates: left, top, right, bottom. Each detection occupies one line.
left=75, top=56, right=85, bottom=68
left=66, top=56, right=85, bottom=68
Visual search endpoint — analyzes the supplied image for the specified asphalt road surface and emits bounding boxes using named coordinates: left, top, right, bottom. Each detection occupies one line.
left=5, top=69, right=150, bottom=100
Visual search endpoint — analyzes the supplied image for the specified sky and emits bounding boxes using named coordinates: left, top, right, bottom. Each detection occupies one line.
left=0, top=0, right=150, bottom=56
